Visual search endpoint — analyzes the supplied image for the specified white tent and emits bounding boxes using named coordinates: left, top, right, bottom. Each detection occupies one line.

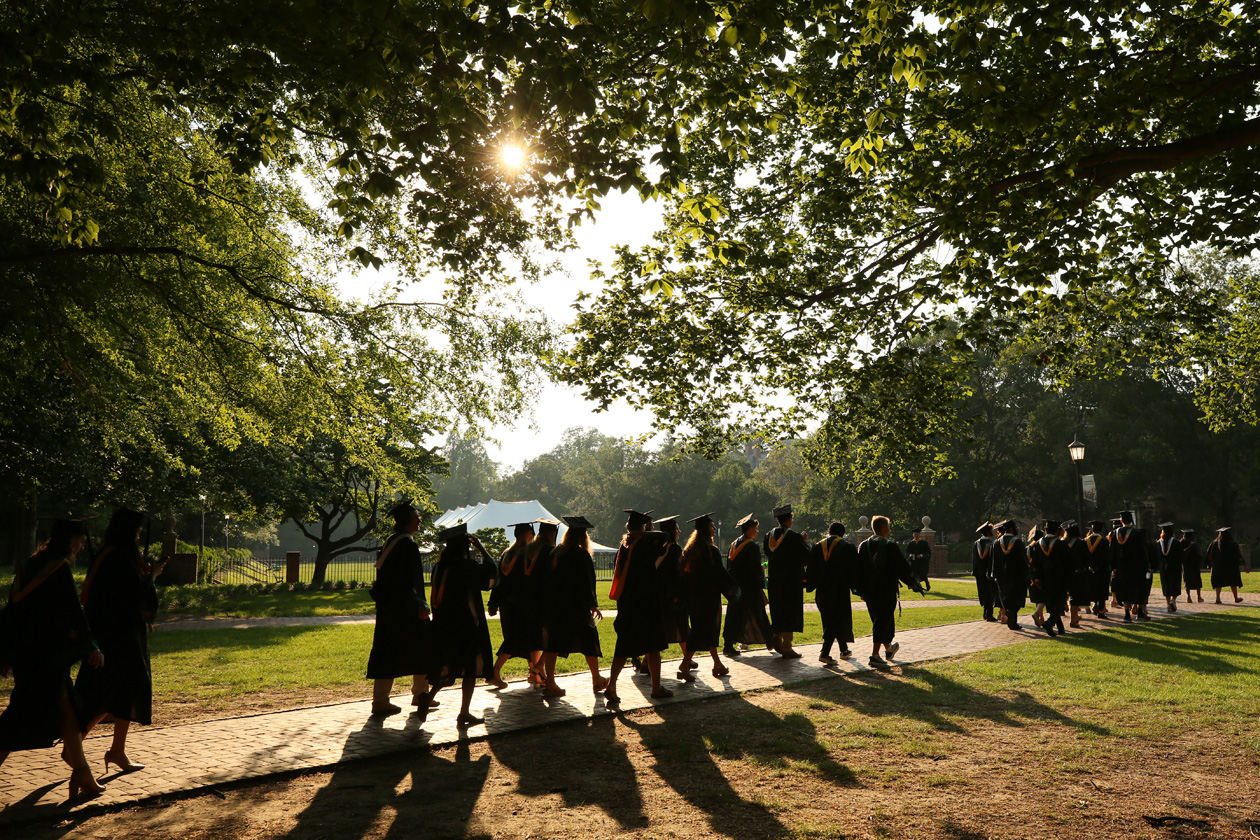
left=434, top=499, right=618, bottom=555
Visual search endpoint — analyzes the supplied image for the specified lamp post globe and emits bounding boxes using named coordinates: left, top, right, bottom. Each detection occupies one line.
left=1069, top=437, right=1085, bottom=530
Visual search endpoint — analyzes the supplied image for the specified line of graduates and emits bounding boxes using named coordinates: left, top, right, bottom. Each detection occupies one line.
left=971, top=512, right=1247, bottom=636
left=0, top=509, right=167, bottom=800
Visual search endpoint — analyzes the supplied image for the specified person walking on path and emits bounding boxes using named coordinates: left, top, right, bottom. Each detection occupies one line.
left=722, top=514, right=778, bottom=658
left=76, top=508, right=166, bottom=774
left=654, top=516, right=691, bottom=675
left=764, top=504, right=808, bottom=658
left=1111, top=510, right=1151, bottom=621
left=676, top=514, right=737, bottom=680
left=992, top=520, right=1028, bottom=630
left=1029, top=520, right=1070, bottom=637
left=906, top=527, right=933, bottom=592
left=605, top=509, right=673, bottom=705
left=1207, top=527, right=1245, bottom=604
left=424, top=523, right=499, bottom=728
left=1064, top=521, right=1093, bottom=628
left=0, top=517, right=106, bottom=799
left=1181, top=528, right=1204, bottom=604
left=855, top=515, right=925, bottom=669
left=542, top=517, right=607, bottom=695
left=972, top=523, right=998, bottom=622
left=366, top=501, right=437, bottom=717
left=806, top=521, right=857, bottom=662
left=487, top=521, right=537, bottom=687
left=1083, top=520, right=1113, bottom=618
left=1156, top=522, right=1184, bottom=613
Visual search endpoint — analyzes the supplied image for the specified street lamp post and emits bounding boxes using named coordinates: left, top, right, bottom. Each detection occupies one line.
left=224, top=513, right=231, bottom=552
left=1069, top=437, right=1086, bottom=529
left=198, top=494, right=206, bottom=562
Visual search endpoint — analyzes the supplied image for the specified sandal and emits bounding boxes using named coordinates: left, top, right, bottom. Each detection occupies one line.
left=712, top=664, right=730, bottom=677
left=371, top=703, right=402, bottom=717
left=592, top=676, right=609, bottom=693
left=543, top=685, right=566, bottom=698
left=456, top=713, right=484, bottom=728
left=676, top=669, right=696, bottom=682
left=487, top=676, right=509, bottom=689
left=650, top=688, right=674, bottom=700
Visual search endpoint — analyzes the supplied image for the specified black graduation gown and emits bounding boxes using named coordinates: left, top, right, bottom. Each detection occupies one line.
left=1156, top=537, right=1184, bottom=598
left=1066, top=538, right=1094, bottom=608
left=428, top=546, right=497, bottom=686
left=806, top=536, right=855, bottom=644
left=1026, top=542, right=1045, bottom=606
left=1207, top=539, right=1244, bottom=589
left=1110, top=526, right=1149, bottom=604
left=365, top=533, right=432, bottom=680
left=992, top=535, right=1028, bottom=611
left=543, top=544, right=602, bottom=658
left=764, top=527, right=808, bottom=633
left=906, top=538, right=932, bottom=583
left=972, top=537, right=997, bottom=612
left=75, top=542, right=158, bottom=725
left=1081, top=533, right=1112, bottom=604
left=1181, top=540, right=1203, bottom=591
left=657, top=542, right=689, bottom=645
left=723, top=536, right=773, bottom=646
left=680, top=545, right=736, bottom=651
left=1030, top=536, right=1071, bottom=614
left=488, top=543, right=533, bottom=658
left=855, top=536, right=918, bottom=645
left=0, top=558, right=96, bottom=751
left=611, top=533, right=668, bottom=658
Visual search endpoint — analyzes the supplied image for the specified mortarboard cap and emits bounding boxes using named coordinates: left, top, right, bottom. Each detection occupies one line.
left=623, top=509, right=652, bottom=530
left=1180, top=528, right=1195, bottom=536
left=1216, top=526, right=1232, bottom=533
left=772, top=504, right=793, bottom=519
left=438, top=522, right=467, bottom=543
left=1042, top=519, right=1061, bottom=533
left=1088, top=519, right=1108, bottom=530
left=1118, top=510, right=1136, bottom=524
left=687, top=512, right=715, bottom=525
left=390, top=499, right=418, bottom=523
left=976, top=522, right=993, bottom=535
left=995, top=519, right=1017, bottom=533
left=653, top=515, right=680, bottom=527
left=511, top=521, right=536, bottom=534
left=1158, top=521, right=1175, bottom=530
left=537, top=518, right=560, bottom=533
left=562, top=515, right=593, bottom=531
left=736, top=513, right=757, bottom=531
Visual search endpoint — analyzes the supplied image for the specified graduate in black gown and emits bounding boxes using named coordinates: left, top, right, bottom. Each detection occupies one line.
left=605, top=509, right=672, bottom=705
left=1063, top=520, right=1093, bottom=628
left=423, top=523, right=498, bottom=728
left=972, top=523, right=998, bottom=622
left=676, top=513, right=738, bottom=680
left=1107, top=517, right=1125, bottom=609
left=542, top=517, right=607, bottom=694
left=906, top=527, right=933, bottom=592
left=1029, top=520, right=1071, bottom=636
left=1026, top=524, right=1047, bottom=628
left=488, top=521, right=536, bottom=687
left=854, top=515, right=924, bottom=668
left=1110, top=510, right=1151, bottom=621
left=654, top=516, right=691, bottom=672
left=1083, top=520, right=1113, bottom=617
left=722, top=514, right=778, bottom=657
left=515, top=519, right=558, bottom=692
left=1181, top=528, right=1204, bottom=604
left=76, top=508, right=166, bottom=774
left=806, top=521, right=856, bottom=662
left=992, top=520, right=1028, bottom=630
left=1155, top=522, right=1184, bottom=612
left=0, top=517, right=106, bottom=798
left=1206, top=527, right=1245, bottom=604
left=366, top=501, right=437, bottom=717
left=764, top=503, right=807, bottom=658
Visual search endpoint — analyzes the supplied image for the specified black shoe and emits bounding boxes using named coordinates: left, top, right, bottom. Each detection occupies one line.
left=839, top=648, right=853, bottom=658
left=983, top=613, right=996, bottom=622
left=1007, top=620, right=1020, bottom=630
left=723, top=645, right=740, bottom=657
left=1123, top=613, right=1133, bottom=623
left=868, top=655, right=890, bottom=669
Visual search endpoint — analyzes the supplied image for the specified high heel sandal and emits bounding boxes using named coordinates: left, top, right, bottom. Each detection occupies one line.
left=104, top=750, right=145, bottom=774
left=676, top=668, right=696, bottom=682
left=712, top=664, right=730, bottom=677
left=592, top=675, right=609, bottom=693
left=69, top=766, right=106, bottom=800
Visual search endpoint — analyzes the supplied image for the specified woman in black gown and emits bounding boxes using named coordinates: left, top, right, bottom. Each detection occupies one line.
left=1155, top=522, right=1184, bottom=612
left=605, top=509, right=672, bottom=705
left=76, top=508, right=166, bottom=773
left=488, top=522, right=536, bottom=687
left=1207, top=527, right=1245, bottom=604
left=423, top=523, right=498, bottom=728
left=1180, top=529, right=1204, bottom=604
left=542, top=516, right=606, bottom=694
left=677, top=514, right=737, bottom=679
left=0, top=517, right=106, bottom=798
left=723, top=514, right=777, bottom=656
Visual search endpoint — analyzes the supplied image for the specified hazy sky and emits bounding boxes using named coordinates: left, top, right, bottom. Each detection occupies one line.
left=338, top=190, right=668, bottom=473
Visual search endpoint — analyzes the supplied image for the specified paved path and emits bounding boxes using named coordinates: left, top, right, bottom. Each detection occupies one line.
left=2, top=595, right=1253, bottom=825
left=156, top=595, right=981, bottom=632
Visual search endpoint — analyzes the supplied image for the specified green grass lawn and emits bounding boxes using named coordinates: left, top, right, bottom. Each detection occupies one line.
left=131, top=603, right=984, bottom=716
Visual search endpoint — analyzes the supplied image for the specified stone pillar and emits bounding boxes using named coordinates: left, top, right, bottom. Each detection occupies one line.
left=855, top=516, right=872, bottom=544
left=162, top=517, right=178, bottom=559
left=920, top=516, right=951, bottom=577
left=286, top=551, right=301, bottom=584
left=157, top=553, right=199, bottom=585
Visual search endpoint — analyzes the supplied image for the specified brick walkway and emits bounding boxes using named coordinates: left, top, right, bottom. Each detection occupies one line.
left=1, top=594, right=1253, bottom=825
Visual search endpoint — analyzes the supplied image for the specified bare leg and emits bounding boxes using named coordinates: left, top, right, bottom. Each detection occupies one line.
left=492, top=653, right=510, bottom=682
left=543, top=652, right=565, bottom=695
left=61, top=695, right=104, bottom=795
left=1215, top=587, right=1223, bottom=603
left=605, top=656, right=626, bottom=702
left=586, top=655, right=607, bottom=691
left=372, top=678, right=399, bottom=713
left=647, top=651, right=670, bottom=697
left=1232, top=586, right=1241, bottom=602
left=456, top=675, right=481, bottom=727
left=710, top=648, right=728, bottom=676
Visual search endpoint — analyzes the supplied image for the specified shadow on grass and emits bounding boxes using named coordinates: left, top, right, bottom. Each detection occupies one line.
left=1068, top=611, right=1260, bottom=675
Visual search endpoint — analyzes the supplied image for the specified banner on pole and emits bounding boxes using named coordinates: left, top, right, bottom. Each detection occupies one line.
left=1082, top=474, right=1097, bottom=507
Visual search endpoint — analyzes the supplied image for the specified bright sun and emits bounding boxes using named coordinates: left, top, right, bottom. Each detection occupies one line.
left=500, top=144, right=526, bottom=171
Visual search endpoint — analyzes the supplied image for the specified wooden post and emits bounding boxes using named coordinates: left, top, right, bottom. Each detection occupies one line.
left=286, top=551, right=301, bottom=584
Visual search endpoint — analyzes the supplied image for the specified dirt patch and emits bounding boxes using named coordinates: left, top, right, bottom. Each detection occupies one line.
left=18, top=671, right=1260, bottom=840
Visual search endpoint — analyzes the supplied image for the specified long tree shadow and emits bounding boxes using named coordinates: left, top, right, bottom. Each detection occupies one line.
left=487, top=713, right=648, bottom=830
left=1068, top=612, right=1260, bottom=674
left=619, top=692, right=860, bottom=840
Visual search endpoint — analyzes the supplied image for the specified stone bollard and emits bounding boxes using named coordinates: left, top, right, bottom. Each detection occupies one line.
left=920, top=516, right=951, bottom=577
left=286, top=551, right=301, bottom=584
left=855, top=515, right=872, bottom=544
